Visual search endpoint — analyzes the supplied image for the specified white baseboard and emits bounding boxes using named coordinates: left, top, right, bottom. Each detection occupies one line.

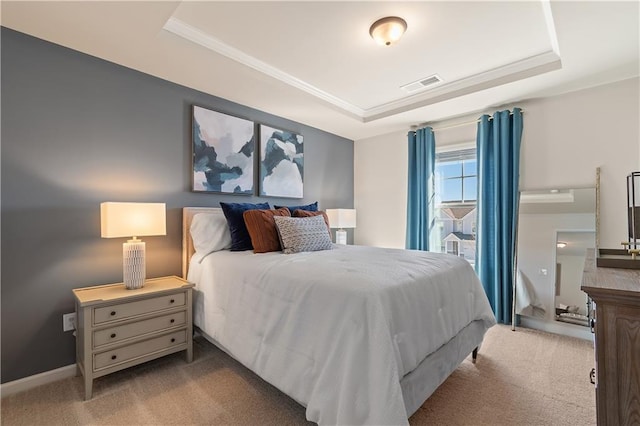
left=519, top=317, right=593, bottom=341
left=1, top=364, right=77, bottom=397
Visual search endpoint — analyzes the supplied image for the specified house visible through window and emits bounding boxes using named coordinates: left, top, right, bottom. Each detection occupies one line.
left=431, top=147, right=477, bottom=265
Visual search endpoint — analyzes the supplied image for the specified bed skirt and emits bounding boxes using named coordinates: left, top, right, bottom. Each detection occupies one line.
left=401, top=319, right=487, bottom=417
left=197, top=318, right=488, bottom=421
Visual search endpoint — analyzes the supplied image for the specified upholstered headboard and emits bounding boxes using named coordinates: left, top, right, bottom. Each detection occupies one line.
left=182, top=207, right=223, bottom=279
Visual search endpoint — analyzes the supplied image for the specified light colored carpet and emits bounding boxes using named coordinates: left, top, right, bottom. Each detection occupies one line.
left=1, top=325, right=596, bottom=425
left=410, top=325, right=596, bottom=425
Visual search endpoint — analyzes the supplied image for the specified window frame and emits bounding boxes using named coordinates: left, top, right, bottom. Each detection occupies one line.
left=431, top=142, right=477, bottom=266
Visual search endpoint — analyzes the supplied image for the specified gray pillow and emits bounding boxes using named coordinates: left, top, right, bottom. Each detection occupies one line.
left=273, top=215, right=333, bottom=254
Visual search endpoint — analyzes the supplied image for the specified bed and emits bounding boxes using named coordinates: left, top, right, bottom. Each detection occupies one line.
left=182, top=207, right=496, bottom=425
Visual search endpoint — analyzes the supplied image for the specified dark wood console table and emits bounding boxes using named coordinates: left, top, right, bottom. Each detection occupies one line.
left=581, top=249, right=640, bottom=426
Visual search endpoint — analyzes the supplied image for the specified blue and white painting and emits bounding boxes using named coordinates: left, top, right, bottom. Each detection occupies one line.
left=259, top=125, right=304, bottom=198
left=192, top=106, right=254, bottom=194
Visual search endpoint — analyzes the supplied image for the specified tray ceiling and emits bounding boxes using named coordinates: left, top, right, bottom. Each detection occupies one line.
left=1, top=1, right=638, bottom=140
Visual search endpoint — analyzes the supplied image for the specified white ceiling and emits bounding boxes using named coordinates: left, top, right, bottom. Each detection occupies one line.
left=519, top=187, right=596, bottom=214
left=1, top=1, right=638, bottom=140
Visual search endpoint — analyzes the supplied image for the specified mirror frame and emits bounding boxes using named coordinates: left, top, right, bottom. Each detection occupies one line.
left=512, top=167, right=601, bottom=331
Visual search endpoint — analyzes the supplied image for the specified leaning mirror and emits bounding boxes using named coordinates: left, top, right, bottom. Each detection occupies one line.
left=515, top=187, right=596, bottom=337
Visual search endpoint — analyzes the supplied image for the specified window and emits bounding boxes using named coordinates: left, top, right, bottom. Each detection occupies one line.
left=431, top=147, right=477, bottom=265
left=435, top=148, right=477, bottom=204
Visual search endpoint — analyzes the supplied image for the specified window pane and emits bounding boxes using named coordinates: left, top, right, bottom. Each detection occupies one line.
left=463, top=159, right=477, bottom=176
left=463, top=176, right=477, bottom=201
left=441, top=178, right=462, bottom=202
left=436, top=161, right=462, bottom=179
left=434, top=175, right=442, bottom=204
left=434, top=180, right=443, bottom=204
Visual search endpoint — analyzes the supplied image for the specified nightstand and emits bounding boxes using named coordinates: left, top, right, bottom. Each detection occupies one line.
left=73, top=275, right=194, bottom=400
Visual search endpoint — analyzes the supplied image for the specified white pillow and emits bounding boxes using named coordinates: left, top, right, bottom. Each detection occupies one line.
left=190, top=212, right=232, bottom=262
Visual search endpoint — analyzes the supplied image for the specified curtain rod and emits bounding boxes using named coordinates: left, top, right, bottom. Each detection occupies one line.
left=413, top=110, right=524, bottom=133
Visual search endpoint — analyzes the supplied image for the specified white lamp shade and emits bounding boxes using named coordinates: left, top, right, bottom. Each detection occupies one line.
left=326, top=209, right=356, bottom=229
left=101, top=202, right=166, bottom=238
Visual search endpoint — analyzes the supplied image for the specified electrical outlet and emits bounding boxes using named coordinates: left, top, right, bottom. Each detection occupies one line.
left=63, top=312, right=76, bottom=332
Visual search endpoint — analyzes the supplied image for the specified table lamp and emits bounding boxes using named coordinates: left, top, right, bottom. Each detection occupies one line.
left=326, top=209, right=356, bottom=245
left=100, top=202, right=166, bottom=289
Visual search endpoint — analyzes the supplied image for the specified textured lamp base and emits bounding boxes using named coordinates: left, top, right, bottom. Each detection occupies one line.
left=336, top=229, right=347, bottom=245
left=123, top=240, right=146, bottom=290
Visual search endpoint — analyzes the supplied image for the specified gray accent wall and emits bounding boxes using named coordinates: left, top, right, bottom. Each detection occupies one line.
left=1, top=27, right=354, bottom=383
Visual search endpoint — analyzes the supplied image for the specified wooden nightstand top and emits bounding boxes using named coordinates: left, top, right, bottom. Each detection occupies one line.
left=73, top=276, right=194, bottom=306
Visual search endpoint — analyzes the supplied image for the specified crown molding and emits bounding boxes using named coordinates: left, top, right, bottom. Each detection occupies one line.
left=163, top=16, right=561, bottom=123
left=163, top=17, right=364, bottom=120
left=361, top=50, right=561, bottom=122
left=521, top=190, right=575, bottom=204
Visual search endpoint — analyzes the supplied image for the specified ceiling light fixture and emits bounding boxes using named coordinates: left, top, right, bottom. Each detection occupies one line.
left=557, top=242, right=567, bottom=248
left=369, top=16, right=407, bottom=46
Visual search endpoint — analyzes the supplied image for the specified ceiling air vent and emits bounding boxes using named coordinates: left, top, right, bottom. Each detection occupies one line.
left=401, top=74, right=442, bottom=93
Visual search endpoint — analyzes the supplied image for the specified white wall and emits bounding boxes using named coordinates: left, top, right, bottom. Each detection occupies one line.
left=353, top=129, right=407, bottom=248
left=556, top=254, right=588, bottom=315
left=518, top=78, right=639, bottom=249
left=354, top=77, right=640, bottom=249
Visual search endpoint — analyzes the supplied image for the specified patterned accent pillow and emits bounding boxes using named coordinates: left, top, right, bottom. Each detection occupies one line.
left=292, top=209, right=331, bottom=235
left=243, top=208, right=291, bottom=253
left=273, top=215, right=333, bottom=254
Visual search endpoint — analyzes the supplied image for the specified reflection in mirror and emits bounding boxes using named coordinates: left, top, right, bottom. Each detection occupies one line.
left=554, top=231, right=595, bottom=327
left=515, top=187, right=596, bottom=339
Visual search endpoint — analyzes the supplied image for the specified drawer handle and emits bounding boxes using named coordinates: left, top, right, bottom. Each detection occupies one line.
left=110, top=311, right=116, bottom=316
left=110, top=333, right=116, bottom=338
left=171, top=338, right=176, bottom=343
left=111, top=355, right=117, bottom=360
left=170, top=299, right=175, bottom=304
left=170, top=319, right=175, bottom=324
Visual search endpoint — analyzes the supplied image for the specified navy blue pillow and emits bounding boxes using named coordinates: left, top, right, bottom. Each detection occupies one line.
left=274, top=201, right=318, bottom=214
left=220, top=202, right=270, bottom=251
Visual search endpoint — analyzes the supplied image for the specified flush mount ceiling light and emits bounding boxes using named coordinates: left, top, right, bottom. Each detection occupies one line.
left=557, top=242, right=567, bottom=248
left=369, top=16, right=407, bottom=46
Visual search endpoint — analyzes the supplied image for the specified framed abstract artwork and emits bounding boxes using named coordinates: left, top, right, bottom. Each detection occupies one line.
left=192, top=105, right=255, bottom=194
left=259, top=124, right=304, bottom=198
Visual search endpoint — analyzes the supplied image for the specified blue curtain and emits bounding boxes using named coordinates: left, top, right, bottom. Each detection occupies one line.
left=406, top=127, right=436, bottom=250
left=475, top=108, right=523, bottom=324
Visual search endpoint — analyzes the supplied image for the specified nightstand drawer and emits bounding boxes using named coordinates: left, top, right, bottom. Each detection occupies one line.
left=93, top=330, right=186, bottom=371
left=93, top=311, right=186, bottom=348
left=93, top=292, right=186, bottom=324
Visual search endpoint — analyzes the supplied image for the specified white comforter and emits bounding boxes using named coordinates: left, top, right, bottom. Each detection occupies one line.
left=188, top=245, right=496, bottom=425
